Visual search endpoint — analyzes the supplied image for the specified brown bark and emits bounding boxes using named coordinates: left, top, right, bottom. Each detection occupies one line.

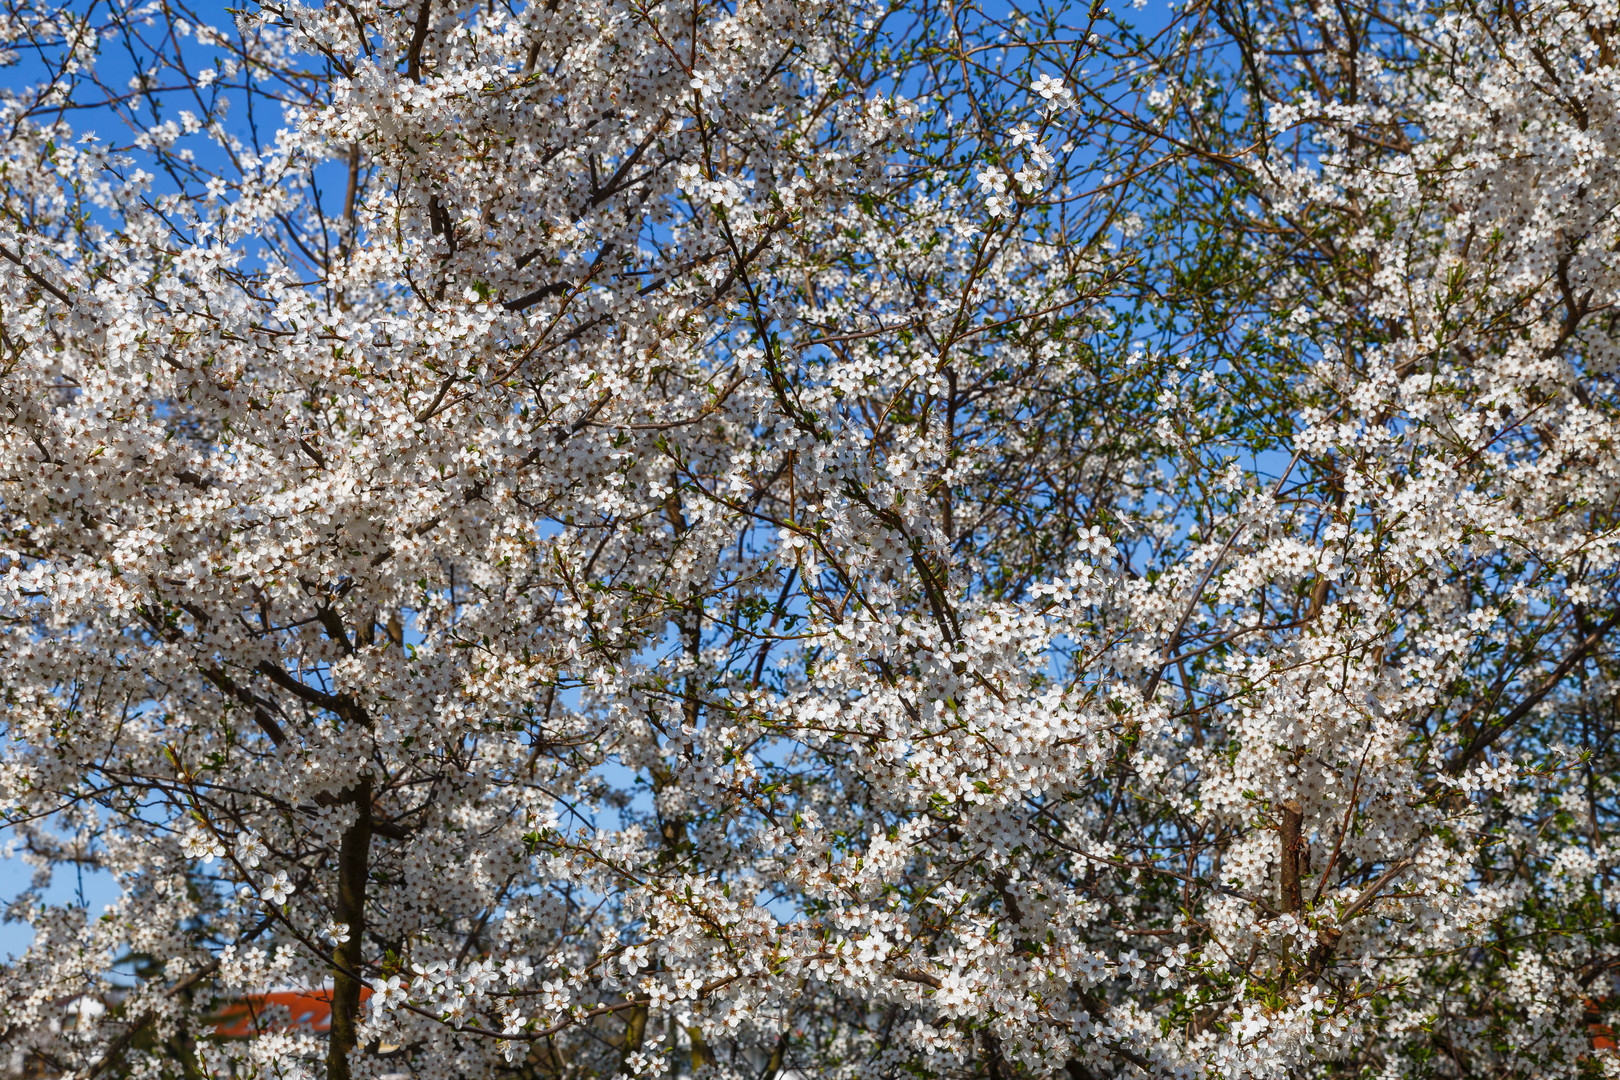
left=327, top=778, right=373, bottom=1080
left=1280, top=799, right=1304, bottom=914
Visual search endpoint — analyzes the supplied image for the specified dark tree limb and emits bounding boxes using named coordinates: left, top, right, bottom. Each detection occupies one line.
left=1447, top=610, right=1620, bottom=775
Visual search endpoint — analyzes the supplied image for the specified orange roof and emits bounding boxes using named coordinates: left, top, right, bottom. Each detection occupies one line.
left=212, top=987, right=370, bottom=1038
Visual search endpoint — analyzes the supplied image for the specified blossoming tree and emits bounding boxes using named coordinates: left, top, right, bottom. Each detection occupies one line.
left=1, top=0, right=1617, bottom=1076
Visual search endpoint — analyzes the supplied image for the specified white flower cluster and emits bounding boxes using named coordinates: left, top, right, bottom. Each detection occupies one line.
left=0, top=0, right=1617, bottom=1078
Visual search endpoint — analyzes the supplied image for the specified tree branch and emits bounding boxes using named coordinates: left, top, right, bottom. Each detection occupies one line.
left=1446, top=609, right=1620, bottom=775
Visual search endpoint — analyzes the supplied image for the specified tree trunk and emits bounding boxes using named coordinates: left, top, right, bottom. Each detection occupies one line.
left=327, top=778, right=373, bottom=1080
